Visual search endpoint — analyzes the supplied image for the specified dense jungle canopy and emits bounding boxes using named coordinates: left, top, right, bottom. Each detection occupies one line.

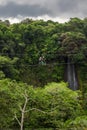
left=0, top=17, right=87, bottom=129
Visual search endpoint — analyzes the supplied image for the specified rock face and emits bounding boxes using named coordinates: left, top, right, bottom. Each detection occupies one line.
left=66, top=58, right=79, bottom=90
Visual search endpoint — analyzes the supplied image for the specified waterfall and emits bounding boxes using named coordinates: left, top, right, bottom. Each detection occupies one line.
left=67, top=58, right=79, bottom=90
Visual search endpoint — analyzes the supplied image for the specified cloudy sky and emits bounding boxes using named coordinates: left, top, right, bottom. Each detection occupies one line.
left=0, top=0, right=87, bottom=23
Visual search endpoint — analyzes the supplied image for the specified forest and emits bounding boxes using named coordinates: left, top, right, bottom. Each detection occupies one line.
left=0, top=17, right=87, bottom=130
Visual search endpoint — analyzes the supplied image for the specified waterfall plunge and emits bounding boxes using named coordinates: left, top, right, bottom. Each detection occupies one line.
left=67, top=58, right=79, bottom=90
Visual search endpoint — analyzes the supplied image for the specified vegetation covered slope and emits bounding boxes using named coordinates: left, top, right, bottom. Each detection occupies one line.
left=0, top=18, right=87, bottom=129
left=0, top=80, right=84, bottom=129
left=0, top=18, right=87, bottom=87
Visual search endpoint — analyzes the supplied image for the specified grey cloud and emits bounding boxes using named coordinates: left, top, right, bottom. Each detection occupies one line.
left=0, top=0, right=87, bottom=19
left=58, top=0, right=77, bottom=12
left=46, top=0, right=87, bottom=18
left=45, top=0, right=79, bottom=17
left=0, top=2, right=49, bottom=17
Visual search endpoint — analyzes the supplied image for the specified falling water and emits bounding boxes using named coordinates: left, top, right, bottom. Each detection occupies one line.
left=67, top=58, right=78, bottom=90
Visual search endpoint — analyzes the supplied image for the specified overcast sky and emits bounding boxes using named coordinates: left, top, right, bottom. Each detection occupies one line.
left=0, top=0, right=87, bottom=23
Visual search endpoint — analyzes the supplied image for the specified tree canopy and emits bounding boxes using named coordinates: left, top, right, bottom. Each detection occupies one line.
left=0, top=18, right=87, bottom=129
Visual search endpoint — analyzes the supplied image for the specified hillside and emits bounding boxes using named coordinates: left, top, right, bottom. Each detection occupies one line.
left=0, top=18, right=87, bottom=129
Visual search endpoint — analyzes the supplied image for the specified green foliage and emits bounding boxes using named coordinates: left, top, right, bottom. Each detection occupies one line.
left=0, top=80, right=83, bottom=129
left=22, top=82, right=83, bottom=128
left=64, top=116, right=87, bottom=130
left=0, top=56, right=19, bottom=79
left=0, top=18, right=86, bottom=86
left=0, top=18, right=87, bottom=129
left=0, top=71, right=5, bottom=79
left=20, top=65, right=64, bottom=87
left=59, top=32, right=87, bottom=62
left=0, top=79, right=35, bottom=129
